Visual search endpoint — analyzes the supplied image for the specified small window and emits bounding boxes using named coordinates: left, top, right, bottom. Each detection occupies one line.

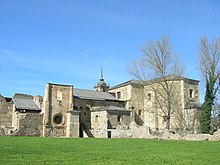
left=117, top=115, right=122, bottom=122
left=147, top=93, right=151, bottom=101
left=189, top=89, right=194, bottom=98
left=138, top=110, right=142, bottom=116
left=163, top=116, right=167, bottom=123
left=57, top=90, right=62, bottom=101
left=20, top=110, right=26, bottom=113
left=116, top=91, right=121, bottom=99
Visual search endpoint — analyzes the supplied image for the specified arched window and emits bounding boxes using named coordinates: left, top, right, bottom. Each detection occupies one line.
left=138, top=110, right=142, bottom=116
left=117, top=115, right=122, bottom=122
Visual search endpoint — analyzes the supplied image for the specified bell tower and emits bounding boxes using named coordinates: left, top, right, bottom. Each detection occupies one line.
left=94, top=68, right=110, bottom=92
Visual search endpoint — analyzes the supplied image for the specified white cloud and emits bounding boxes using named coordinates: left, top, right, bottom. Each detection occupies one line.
left=104, top=53, right=116, bottom=64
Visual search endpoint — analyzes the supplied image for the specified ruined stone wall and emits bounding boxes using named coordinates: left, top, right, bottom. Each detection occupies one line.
left=34, top=95, right=44, bottom=109
left=43, top=83, right=73, bottom=137
left=107, top=112, right=131, bottom=130
left=91, top=111, right=107, bottom=130
left=90, top=110, right=131, bottom=138
left=91, top=111, right=131, bottom=130
left=0, top=95, right=13, bottom=135
left=13, top=112, right=43, bottom=136
left=89, top=121, right=150, bottom=138
left=66, top=111, right=80, bottom=137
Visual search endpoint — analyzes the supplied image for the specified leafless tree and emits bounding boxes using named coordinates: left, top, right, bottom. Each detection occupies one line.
left=199, top=37, right=220, bottom=133
left=128, top=36, right=185, bottom=130
left=199, top=37, right=220, bottom=83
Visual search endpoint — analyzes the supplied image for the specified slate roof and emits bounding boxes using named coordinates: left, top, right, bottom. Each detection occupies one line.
left=109, top=79, right=144, bottom=90
left=92, top=106, right=131, bottom=115
left=13, top=98, right=41, bottom=111
left=109, top=75, right=199, bottom=90
left=73, top=88, right=120, bottom=101
left=92, top=105, right=130, bottom=111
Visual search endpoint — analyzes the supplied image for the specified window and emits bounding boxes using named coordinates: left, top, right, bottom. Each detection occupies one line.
left=117, top=115, right=122, bottom=122
left=163, top=116, right=167, bottom=123
left=20, top=110, right=26, bottom=113
left=116, top=91, right=121, bottom=99
left=189, top=89, right=194, bottom=98
left=57, top=90, right=62, bottom=101
left=53, top=113, right=63, bottom=124
left=138, top=110, right=142, bottom=116
left=147, top=93, right=151, bottom=101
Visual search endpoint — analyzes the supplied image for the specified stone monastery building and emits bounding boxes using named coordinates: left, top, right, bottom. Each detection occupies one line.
left=0, top=72, right=201, bottom=138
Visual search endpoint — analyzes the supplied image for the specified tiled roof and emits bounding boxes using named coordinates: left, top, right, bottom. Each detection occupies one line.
left=13, top=98, right=41, bottom=111
left=73, top=88, right=120, bottom=101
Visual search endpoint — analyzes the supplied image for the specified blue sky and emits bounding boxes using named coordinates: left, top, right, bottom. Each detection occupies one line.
left=0, top=0, right=220, bottom=100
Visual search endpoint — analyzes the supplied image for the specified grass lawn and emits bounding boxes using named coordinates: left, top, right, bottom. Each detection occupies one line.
left=0, top=137, right=220, bottom=165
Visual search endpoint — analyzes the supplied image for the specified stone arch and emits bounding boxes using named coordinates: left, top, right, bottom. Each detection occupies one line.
left=81, top=106, right=91, bottom=129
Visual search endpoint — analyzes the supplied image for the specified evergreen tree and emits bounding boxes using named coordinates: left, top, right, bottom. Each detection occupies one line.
left=200, top=82, right=215, bottom=133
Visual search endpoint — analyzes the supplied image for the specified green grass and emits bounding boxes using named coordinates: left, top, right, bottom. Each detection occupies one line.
left=0, top=137, right=220, bottom=165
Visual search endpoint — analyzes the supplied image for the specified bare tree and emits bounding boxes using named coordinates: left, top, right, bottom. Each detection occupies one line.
left=128, top=36, right=184, bottom=130
left=199, top=37, right=220, bottom=133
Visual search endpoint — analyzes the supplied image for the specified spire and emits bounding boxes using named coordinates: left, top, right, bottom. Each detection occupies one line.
left=100, top=67, right=104, bottom=81
left=94, top=67, right=109, bottom=92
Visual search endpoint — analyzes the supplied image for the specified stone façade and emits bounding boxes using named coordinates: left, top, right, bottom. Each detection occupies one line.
left=0, top=74, right=202, bottom=138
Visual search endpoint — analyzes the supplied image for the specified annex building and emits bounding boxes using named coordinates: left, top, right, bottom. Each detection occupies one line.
left=0, top=72, right=201, bottom=138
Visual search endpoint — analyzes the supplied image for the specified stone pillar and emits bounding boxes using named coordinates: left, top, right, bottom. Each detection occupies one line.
left=66, top=110, right=80, bottom=137
left=43, top=83, right=52, bottom=127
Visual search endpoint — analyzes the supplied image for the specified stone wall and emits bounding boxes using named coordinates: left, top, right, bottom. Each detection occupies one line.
left=13, top=112, right=43, bottom=136
left=66, top=110, right=80, bottom=137
left=143, top=79, right=200, bottom=132
left=91, top=111, right=107, bottom=130
left=43, top=83, right=75, bottom=137
left=34, top=95, right=44, bottom=109
left=73, top=98, right=124, bottom=129
left=183, top=79, right=200, bottom=104
left=150, top=129, right=220, bottom=141
left=0, top=95, right=13, bottom=135
left=108, top=84, right=145, bottom=126
left=107, top=112, right=131, bottom=130
left=108, top=84, right=132, bottom=101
